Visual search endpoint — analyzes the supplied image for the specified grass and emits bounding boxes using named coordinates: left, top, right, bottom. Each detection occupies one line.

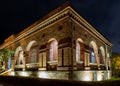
left=110, top=76, right=120, bottom=80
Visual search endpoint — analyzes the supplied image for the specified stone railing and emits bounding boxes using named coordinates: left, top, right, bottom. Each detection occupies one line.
left=26, top=63, right=39, bottom=69
left=100, top=64, right=106, bottom=70
left=47, top=61, right=58, bottom=65
left=90, top=63, right=98, bottom=70
left=15, top=65, right=24, bottom=69
left=76, top=61, right=84, bottom=70
left=47, top=61, right=58, bottom=70
left=14, top=65, right=24, bottom=70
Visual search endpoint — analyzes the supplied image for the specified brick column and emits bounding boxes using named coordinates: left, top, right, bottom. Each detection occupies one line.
left=11, top=59, right=15, bottom=70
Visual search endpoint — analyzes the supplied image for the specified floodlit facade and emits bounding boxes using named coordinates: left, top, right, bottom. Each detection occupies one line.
left=0, top=2, right=112, bottom=81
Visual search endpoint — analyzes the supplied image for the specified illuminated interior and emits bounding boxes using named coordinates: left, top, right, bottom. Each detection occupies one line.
left=89, top=41, right=98, bottom=64
left=26, top=40, right=38, bottom=63
left=14, top=46, right=24, bottom=66
left=47, top=38, right=58, bottom=61
left=76, top=38, right=84, bottom=62
left=91, top=51, right=95, bottom=63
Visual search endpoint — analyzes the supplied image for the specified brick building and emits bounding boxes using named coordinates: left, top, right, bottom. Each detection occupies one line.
left=0, top=2, right=112, bottom=81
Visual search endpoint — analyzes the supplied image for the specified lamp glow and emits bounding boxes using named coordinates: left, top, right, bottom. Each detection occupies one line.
left=82, top=72, right=92, bottom=81
left=10, top=71, right=15, bottom=76
left=38, top=72, right=49, bottom=78
left=97, top=74, right=102, bottom=81
left=20, top=71, right=29, bottom=77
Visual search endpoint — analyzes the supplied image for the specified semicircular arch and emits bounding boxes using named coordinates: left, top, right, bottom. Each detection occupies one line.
left=14, top=46, right=23, bottom=57
left=99, top=46, right=105, bottom=64
left=47, top=38, right=58, bottom=61
left=26, top=40, right=37, bottom=51
left=89, top=41, right=99, bottom=65
left=76, top=38, right=84, bottom=62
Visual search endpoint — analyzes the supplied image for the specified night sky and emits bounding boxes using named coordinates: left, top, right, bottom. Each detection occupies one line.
left=0, top=0, right=120, bottom=53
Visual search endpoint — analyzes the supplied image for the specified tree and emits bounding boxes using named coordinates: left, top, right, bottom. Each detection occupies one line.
left=111, top=53, right=120, bottom=77
left=0, top=48, right=14, bottom=69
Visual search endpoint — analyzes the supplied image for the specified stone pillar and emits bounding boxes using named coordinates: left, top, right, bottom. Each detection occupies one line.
left=23, top=56, right=26, bottom=71
left=23, top=51, right=28, bottom=71
left=63, top=47, right=71, bottom=67
left=43, top=52, right=46, bottom=67
left=25, top=51, right=29, bottom=64
left=97, top=56, right=100, bottom=70
left=58, top=49, right=62, bottom=67
left=11, top=59, right=15, bottom=71
left=39, top=53, right=42, bottom=68
left=94, top=52, right=100, bottom=70
left=84, top=52, right=90, bottom=70
left=105, top=44, right=109, bottom=79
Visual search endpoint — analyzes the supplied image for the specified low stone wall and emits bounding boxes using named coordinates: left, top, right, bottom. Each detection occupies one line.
left=37, top=71, right=69, bottom=80
left=73, top=70, right=111, bottom=81
left=3, top=70, right=111, bottom=81
left=9, top=71, right=69, bottom=80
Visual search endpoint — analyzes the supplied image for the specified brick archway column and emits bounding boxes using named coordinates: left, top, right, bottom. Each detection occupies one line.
left=23, top=51, right=29, bottom=70
left=23, top=52, right=26, bottom=71
left=95, top=53, right=100, bottom=70
left=11, top=56, right=16, bottom=71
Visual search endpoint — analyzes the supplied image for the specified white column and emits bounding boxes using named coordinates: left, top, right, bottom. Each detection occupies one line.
left=105, top=44, right=109, bottom=79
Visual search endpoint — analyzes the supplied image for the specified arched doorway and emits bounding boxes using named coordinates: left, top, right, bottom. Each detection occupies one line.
left=89, top=41, right=99, bottom=70
left=76, top=38, right=84, bottom=70
left=26, top=40, right=38, bottom=70
left=47, top=38, right=58, bottom=70
left=99, top=47, right=105, bottom=64
left=14, top=46, right=24, bottom=70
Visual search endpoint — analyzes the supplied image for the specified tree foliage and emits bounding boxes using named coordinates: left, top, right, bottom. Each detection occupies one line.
left=111, top=54, right=120, bottom=77
left=0, top=48, right=14, bottom=61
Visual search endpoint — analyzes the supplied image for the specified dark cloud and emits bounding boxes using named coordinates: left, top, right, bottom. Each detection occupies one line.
left=0, top=0, right=120, bottom=53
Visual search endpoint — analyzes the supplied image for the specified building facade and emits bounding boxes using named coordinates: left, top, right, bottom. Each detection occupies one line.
left=0, top=3, right=112, bottom=81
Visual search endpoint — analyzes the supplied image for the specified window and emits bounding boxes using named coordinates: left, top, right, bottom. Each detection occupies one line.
left=30, top=48, right=37, bottom=63
left=76, top=38, right=84, bottom=62
left=47, top=38, right=58, bottom=70
left=76, top=42, right=80, bottom=62
left=89, top=41, right=98, bottom=64
left=49, top=44, right=54, bottom=61
left=91, top=51, right=95, bottom=63
left=47, top=38, right=58, bottom=62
